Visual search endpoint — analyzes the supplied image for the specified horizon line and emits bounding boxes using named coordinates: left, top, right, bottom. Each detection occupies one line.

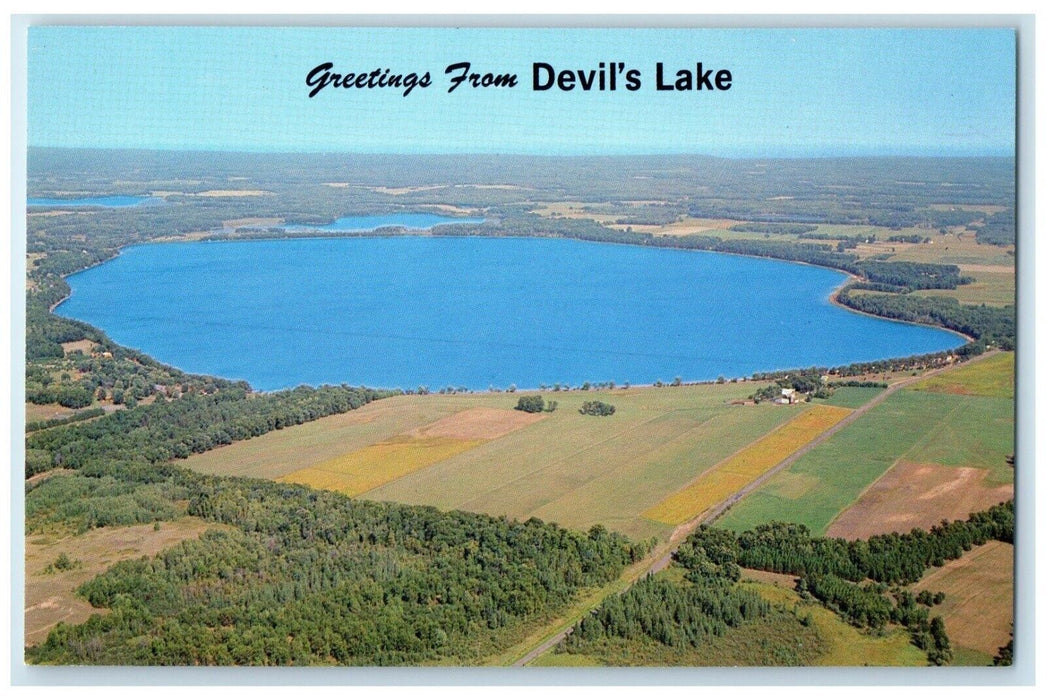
left=27, top=146, right=1016, bottom=159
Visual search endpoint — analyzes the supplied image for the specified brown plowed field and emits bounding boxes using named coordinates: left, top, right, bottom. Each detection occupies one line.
left=826, top=461, right=1013, bottom=539
left=913, top=541, right=1013, bottom=657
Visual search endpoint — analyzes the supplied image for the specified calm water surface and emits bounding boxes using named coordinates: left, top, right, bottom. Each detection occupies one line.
left=56, top=237, right=964, bottom=391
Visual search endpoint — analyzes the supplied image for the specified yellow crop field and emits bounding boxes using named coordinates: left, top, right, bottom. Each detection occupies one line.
left=277, top=435, right=484, bottom=496
left=910, top=351, right=1014, bottom=398
left=643, top=404, right=852, bottom=525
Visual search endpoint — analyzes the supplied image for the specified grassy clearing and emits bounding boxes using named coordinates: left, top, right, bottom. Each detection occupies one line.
left=744, top=582, right=927, bottom=666
left=643, top=405, right=852, bottom=526
left=913, top=541, right=1013, bottom=659
left=24, top=403, right=75, bottom=423
left=716, top=388, right=1013, bottom=535
left=910, top=352, right=1014, bottom=399
left=60, top=339, right=95, bottom=355
left=25, top=517, right=219, bottom=646
left=277, top=435, right=484, bottom=496
left=951, top=647, right=995, bottom=666
left=912, top=269, right=1014, bottom=307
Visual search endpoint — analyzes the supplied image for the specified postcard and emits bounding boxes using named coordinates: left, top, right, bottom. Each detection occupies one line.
left=16, top=20, right=1024, bottom=679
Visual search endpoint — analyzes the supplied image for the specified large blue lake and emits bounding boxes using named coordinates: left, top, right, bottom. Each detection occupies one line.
left=56, top=237, right=964, bottom=391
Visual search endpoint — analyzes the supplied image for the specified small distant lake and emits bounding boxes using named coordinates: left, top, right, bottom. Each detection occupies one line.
left=28, top=195, right=162, bottom=208
left=286, top=213, right=485, bottom=232
left=55, top=236, right=964, bottom=391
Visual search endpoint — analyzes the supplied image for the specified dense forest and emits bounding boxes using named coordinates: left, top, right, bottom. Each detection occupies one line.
left=27, top=466, right=647, bottom=665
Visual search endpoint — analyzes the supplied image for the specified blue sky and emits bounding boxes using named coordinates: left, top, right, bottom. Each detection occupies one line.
left=27, top=26, right=1015, bottom=156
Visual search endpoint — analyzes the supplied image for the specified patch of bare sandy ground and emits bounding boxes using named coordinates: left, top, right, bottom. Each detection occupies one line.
left=826, top=461, right=1013, bottom=540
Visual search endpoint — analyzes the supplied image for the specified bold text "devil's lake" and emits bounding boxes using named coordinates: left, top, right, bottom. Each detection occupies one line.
left=305, top=62, right=733, bottom=97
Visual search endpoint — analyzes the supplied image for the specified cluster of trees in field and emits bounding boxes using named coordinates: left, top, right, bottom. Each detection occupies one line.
left=730, top=501, right=1013, bottom=585
left=750, top=384, right=785, bottom=403
left=514, top=395, right=557, bottom=413
left=562, top=574, right=770, bottom=652
left=798, top=575, right=953, bottom=664
left=887, top=234, right=930, bottom=244
left=25, top=385, right=392, bottom=476
left=578, top=400, right=615, bottom=416
left=26, top=465, right=646, bottom=665
left=827, top=380, right=889, bottom=389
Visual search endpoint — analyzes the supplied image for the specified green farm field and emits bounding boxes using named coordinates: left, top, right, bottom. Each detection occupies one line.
left=716, top=357, right=1014, bottom=536
left=910, top=351, right=1014, bottom=399
left=912, top=269, right=1014, bottom=307
left=185, top=382, right=803, bottom=541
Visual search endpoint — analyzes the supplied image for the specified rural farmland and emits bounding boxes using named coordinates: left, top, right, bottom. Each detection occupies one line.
left=717, top=352, right=1014, bottom=536
left=188, top=383, right=805, bottom=542
left=24, top=145, right=1018, bottom=668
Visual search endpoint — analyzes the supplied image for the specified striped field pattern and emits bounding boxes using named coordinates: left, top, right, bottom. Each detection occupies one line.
left=643, top=404, right=853, bottom=525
